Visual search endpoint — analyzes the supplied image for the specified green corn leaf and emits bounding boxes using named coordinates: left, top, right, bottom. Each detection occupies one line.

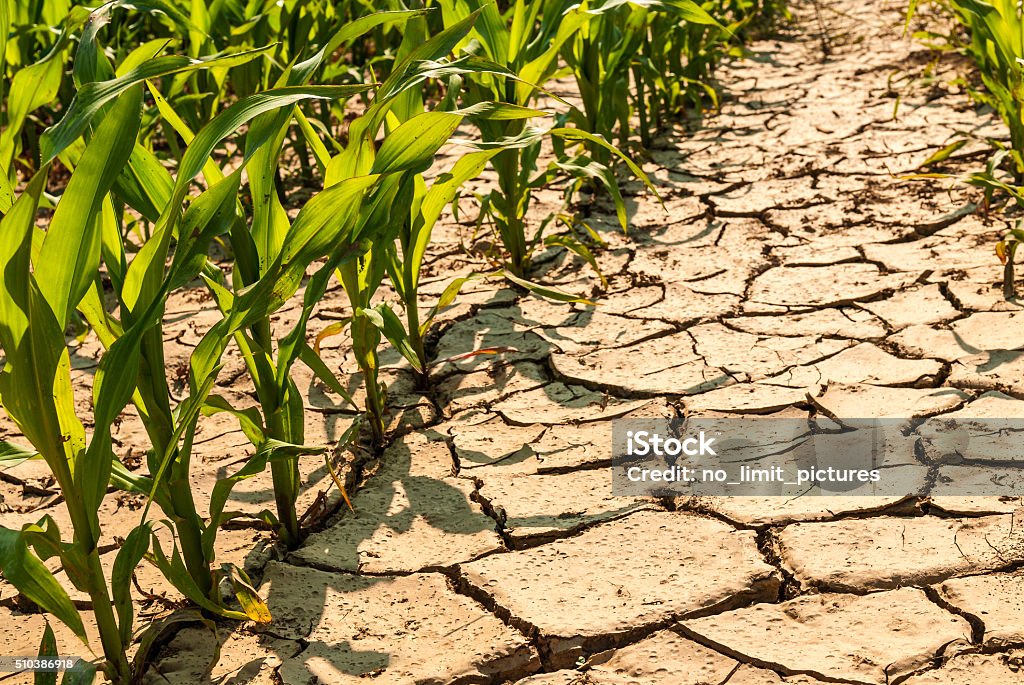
left=40, top=46, right=274, bottom=162
left=146, top=532, right=247, bottom=621
left=368, top=303, right=421, bottom=370
left=246, top=116, right=293, bottom=277
left=145, top=80, right=224, bottom=186
left=123, top=87, right=370, bottom=316
left=378, top=9, right=481, bottom=102
left=0, top=170, right=15, bottom=214
left=178, top=86, right=371, bottom=198
left=293, top=105, right=332, bottom=176
left=109, top=459, right=162, bottom=505
left=60, top=660, right=96, bottom=685
left=410, top=149, right=501, bottom=289
left=202, top=396, right=266, bottom=446
left=503, top=270, right=595, bottom=305
left=646, top=0, right=722, bottom=26
left=0, top=526, right=86, bottom=643
left=111, top=524, right=151, bottom=646
left=35, top=621, right=58, bottom=685
left=0, top=440, right=40, bottom=469
left=545, top=233, right=607, bottom=287
left=371, top=111, right=465, bottom=175
left=168, top=171, right=242, bottom=290
left=113, top=143, right=175, bottom=224
left=0, top=39, right=67, bottom=171
left=0, top=170, right=86, bottom=476
left=550, top=127, right=659, bottom=198
left=36, top=86, right=141, bottom=329
left=917, top=139, right=969, bottom=169
left=295, top=9, right=430, bottom=80
left=298, top=342, right=357, bottom=407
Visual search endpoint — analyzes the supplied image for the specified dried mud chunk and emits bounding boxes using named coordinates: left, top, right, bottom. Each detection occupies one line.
left=766, top=342, right=942, bottom=388
left=900, top=650, right=1024, bottom=685
left=475, top=469, right=658, bottom=544
left=930, top=466, right=1024, bottom=502
left=810, top=382, right=967, bottom=418
left=680, top=588, right=971, bottom=685
left=711, top=175, right=828, bottom=215
left=533, top=309, right=675, bottom=355
left=724, top=308, right=886, bottom=340
left=459, top=510, right=780, bottom=668
left=862, top=233, right=995, bottom=273
left=928, top=494, right=1024, bottom=516
left=436, top=361, right=549, bottom=413
left=892, top=311, right=1024, bottom=361
left=509, top=672, right=586, bottom=685
left=944, top=279, right=1021, bottom=313
left=936, top=571, right=1024, bottom=646
left=592, top=284, right=666, bottom=316
left=449, top=414, right=547, bottom=470
left=143, top=629, right=298, bottom=685
left=258, top=563, right=539, bottom=683
left=948, top=350, right=1024, bottom=396
left=491, top=382, right=655, bottom=424
left=725, top=664, right=832, bottom=684
left=681, top=495, right=914, bottom=527
left=690, top=322, right=852, bottom=380
left=292, top=432, right=502, bottom=573
left=777, top=514, right=1024, bottom=592
left=584, top=630, right=740, bottom=684
left=551, top=333, right=730, bottom=396
left=620, top=282, right=741, bottom=324
left=433, top=311, right=554, bottom=373
left=859, top=284, right=959, bottom=329
left=0, top=608, right=100, bottom=665
left=775, top=243, right=861, bottom=267
left=748, top=264, right=916, bottom=308
left=454, top=400, right=673, bottom=476
left=684, top=382, right=808, bottom=414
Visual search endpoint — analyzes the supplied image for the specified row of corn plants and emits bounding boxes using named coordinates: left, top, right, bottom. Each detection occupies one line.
left=0, top=0, right=786, bottom=681
left=907, top=0, right=1024, bottom=296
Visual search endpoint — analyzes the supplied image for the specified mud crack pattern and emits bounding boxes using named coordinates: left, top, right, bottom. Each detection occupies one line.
left=3, top=0, right=1024, bottom=683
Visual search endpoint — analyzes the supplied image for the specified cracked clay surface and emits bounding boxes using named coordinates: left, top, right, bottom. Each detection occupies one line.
left=4, top=0, right=1024, bottom=683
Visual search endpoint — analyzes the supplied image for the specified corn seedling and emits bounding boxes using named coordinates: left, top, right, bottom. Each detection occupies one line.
left=434, top=0, right=657, bottom=282
left=0, top=30, right=381, bottom=680
left=562, top=0, right=723, bottom=153
left=908, top=1, right=1024, bottom=297
left=997, top=224, right=1024, bottom=298
left=926, top=1, right=1024, bottom=181
left=0, top=90, right=143, bottom=684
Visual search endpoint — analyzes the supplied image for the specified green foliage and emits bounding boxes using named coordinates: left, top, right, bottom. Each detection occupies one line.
left=0, top=0, right=787, bottom=680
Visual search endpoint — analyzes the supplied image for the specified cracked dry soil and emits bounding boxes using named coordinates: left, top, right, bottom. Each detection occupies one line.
left=5, top=0, right=1024, bottom=683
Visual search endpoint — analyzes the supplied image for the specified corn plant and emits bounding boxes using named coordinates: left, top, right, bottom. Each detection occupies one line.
left=44, top=22, right=350, bottom=597
left=631, top=2, right=734, bottom=147
left=379, top=148, right=504, bottom=388
left=908, top=1, right=1024, bottom=296
left=434, top=0, right=657, bottom=281
left=0, top=24, right=395, bottom=679
left=185, top=11, right=485, bottom=539
left=333, top=114, right=529, bottom=433
left=0, top=88, right=145, bottom=684
left=933, top=1, right=1024, bottom=179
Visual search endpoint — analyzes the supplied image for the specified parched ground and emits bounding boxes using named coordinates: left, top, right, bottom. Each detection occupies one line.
left=4, top=0, right=1024, bottom=683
